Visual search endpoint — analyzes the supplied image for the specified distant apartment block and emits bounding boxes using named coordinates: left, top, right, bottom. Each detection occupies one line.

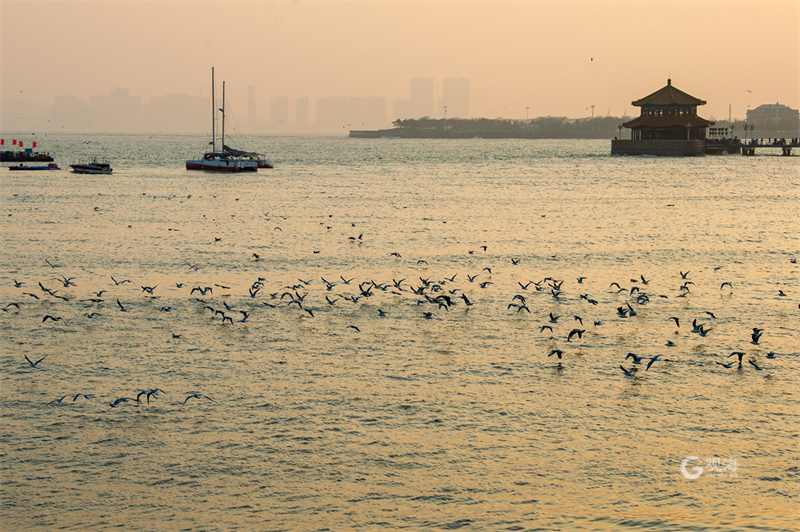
left=411, top=77, right=434, bottom=117
left=50, top=95, right=89, bottom=130
left=439, top=78, right=469, bottom=118
left=271, top=97, right=289, bottom=127
left=316, top=96, right=386, bottom=132
left=393, top=77, right=434, bottom=121
left=296, top=97, right=309, bottom=129
left=143, top=93, right=208, bottom=132
left=89, top=89, right=142, bottom=132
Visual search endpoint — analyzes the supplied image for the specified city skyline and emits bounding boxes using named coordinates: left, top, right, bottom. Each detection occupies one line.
left=1, top=77, right=476, bottom=133
left=2, top=1, right=798, bottom=132
left=4, top=75, right=796, bottom=135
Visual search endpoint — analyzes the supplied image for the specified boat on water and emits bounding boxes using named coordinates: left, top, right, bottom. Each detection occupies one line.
left=186, top=152, right=245, bottom=172
left=1, top=143, right=54, bottom=163
left=186, top=68, right=271, bottom=172
left=9, top=163, right=61, bottom=171
left=222, top=145, right=273, bottom=169
left=70, top=158, right=112, bottom=174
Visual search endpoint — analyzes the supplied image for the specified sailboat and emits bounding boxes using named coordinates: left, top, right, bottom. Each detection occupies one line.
left=218, top=81, right=273, bottom=169
left=186, top=68, right=247, bottom=172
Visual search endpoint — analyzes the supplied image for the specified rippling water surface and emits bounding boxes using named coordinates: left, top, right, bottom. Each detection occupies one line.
left=1, top=135, right=798, bottom=531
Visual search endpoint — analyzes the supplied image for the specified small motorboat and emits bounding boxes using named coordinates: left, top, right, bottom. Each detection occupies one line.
left=70, top=158, right=112, bottom=174
left=9, top=163, right=61, bottom=171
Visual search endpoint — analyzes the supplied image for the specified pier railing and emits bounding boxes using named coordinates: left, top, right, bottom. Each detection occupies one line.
left=704, top=137, right=798, bottom=156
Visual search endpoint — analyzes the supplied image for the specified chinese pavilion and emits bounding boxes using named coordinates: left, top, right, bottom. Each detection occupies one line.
left=622, top=79, right=714, bottom=141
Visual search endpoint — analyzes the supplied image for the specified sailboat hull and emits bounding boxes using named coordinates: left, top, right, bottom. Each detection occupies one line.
left=186, top=156, right=243, bottom=172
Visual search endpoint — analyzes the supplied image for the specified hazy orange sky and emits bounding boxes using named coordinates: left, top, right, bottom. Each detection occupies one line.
left=2, top=1, right=799, bottom=123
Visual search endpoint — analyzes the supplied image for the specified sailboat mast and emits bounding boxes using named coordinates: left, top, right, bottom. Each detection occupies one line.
left=211, top=67, right=216, bottom=153
left=221, top=81, right=226, bottom=151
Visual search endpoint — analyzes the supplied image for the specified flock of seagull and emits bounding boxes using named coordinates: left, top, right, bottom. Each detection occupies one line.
left=3, top=251, right=793, bottom=410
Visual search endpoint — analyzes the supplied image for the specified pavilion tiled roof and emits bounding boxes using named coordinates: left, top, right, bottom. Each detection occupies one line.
left=623, top=115, right=715, bottom=129
left=632, top=79, right=706, bottom=107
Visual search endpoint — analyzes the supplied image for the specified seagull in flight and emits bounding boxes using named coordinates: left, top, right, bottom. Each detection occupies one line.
left=191, top=286, right=213, bottom=295
left=645, top=355, right=661, bottom=371
left=25, top=354, right=47, bottom=368
left=625, top=353, right=644, bottom=364
left=567, top=328, right=585, bottom=342
left=728, top=351, right=746, bottom=368
left=620, top=365, right=638, bottom=377
left=183, top=393, right=214, bottom=405
left=58, top=275, right=76, bottom=287
left=137, top=388, right=167, bottom=404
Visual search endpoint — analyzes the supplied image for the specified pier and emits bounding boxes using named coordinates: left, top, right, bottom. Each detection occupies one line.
left=703, top=138, right=798, bottom=156
left=739, top=138, right=798, bottom=156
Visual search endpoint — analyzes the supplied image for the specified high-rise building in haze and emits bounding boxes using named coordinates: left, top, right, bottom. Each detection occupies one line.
left=143, top=93, right=208, bottom=132
left=439, top=78, right=469, bottom=118
left=271, top=97, right=289, bottom=128
left=410, top=77, right=434, bottom=118
left=393, top=77, right=434, bottom=121
left=50, top=95, right=89, bottom=130
left=89, top=88, right=142, bottom=132
left=296, top=97, right=309, bottom=129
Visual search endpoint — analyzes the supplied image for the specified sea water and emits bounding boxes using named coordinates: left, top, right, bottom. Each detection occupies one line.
left=1, top=134, right=798, bottom=531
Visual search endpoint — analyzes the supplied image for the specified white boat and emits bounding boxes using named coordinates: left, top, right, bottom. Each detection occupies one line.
left=185, top=152, right=244, bottom=172
left=70, top=158, right=112, bottom=174
left=187, top=69, right=268, bottom=172
left=221, top=145, right=273, bottom=169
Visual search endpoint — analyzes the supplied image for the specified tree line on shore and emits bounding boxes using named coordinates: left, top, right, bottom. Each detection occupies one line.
left=390, top=116, right=626, bottom=138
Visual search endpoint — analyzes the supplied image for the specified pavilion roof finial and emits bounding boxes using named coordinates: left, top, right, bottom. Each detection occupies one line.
left=667, top=78, right=672, bottom=86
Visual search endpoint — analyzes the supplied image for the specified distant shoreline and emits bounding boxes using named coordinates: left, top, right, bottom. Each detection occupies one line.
left=349, top=128, right=615, bottom=139
left=351, top=116, right=624, bottom=139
